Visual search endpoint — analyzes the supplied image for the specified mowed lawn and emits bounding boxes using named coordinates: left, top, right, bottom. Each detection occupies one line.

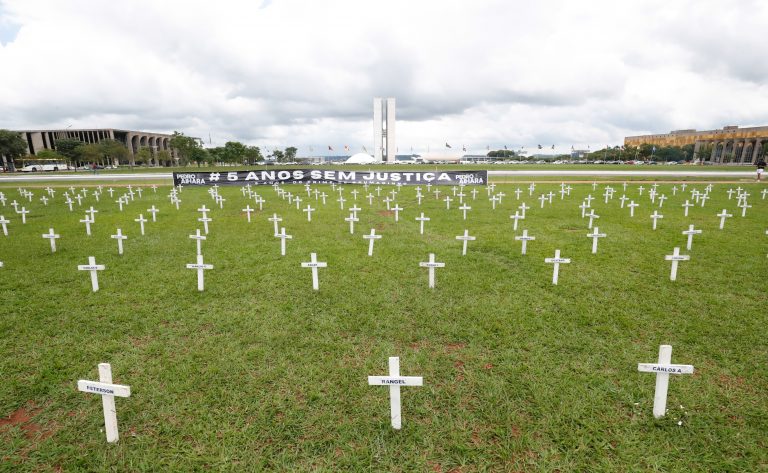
left=1, top=180, right=766, bottom=472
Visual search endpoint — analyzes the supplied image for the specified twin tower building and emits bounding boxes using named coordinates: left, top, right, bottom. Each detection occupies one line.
left=373, top=97, right=396, bottom=163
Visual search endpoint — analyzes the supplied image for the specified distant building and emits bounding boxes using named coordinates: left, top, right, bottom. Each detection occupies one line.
left=373, top=98, right=396, bottom=163
left=624, top=125, right=767, bottom=164
left=15, top=128, right=176, bottom=164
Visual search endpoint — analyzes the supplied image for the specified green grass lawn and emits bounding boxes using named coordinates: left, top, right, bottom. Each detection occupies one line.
left=1, top=180, right=766, bottom=471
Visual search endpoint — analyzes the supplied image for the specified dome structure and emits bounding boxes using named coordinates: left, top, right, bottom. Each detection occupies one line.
left=345, top=153, right=378, bottom=164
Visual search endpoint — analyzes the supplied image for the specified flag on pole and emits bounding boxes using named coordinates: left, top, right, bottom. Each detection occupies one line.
left=344, top=145, right=349, bottom=151
left=462, top=145, right=466, bottom=152
left=362, top=146, right=368, bottom=153
left=504, top=145, right=507, bottom=150
left=538, top=144, right=542, bottom=149
left=328, top=145, right=333, bottom=151
left=551, top=145, right=555, bottom=150
left=445, top=142, right=452, bottom=148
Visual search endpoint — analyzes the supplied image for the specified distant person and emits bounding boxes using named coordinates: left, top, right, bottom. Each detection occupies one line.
left=757, top=158, right=766, bottom=182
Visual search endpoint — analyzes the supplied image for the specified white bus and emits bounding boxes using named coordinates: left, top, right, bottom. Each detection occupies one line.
left=17, top=158, right=73, bottom=172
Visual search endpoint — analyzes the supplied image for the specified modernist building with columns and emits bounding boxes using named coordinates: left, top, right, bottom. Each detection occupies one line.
left=624, top=125, right=767, bottom=164
left=17, top=128, right=176, bottom=163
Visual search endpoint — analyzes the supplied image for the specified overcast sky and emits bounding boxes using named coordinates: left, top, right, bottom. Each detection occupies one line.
left=1, top=0, right=767, bottom=155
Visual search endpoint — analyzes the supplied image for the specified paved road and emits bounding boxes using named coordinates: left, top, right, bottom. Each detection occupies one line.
left=0, top=169, right=756, bottom=183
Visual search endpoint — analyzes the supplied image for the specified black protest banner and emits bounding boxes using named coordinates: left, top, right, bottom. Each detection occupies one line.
left=173, top=169, right=488, bottom=187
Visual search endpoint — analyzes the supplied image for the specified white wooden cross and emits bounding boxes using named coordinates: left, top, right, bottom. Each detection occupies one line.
left=459, top=203, right=471, bottom=220
left=142, top=206, right=157, bottom=223
left=638, top=185, right=645, bottom=196
left=75, top=194, right=83, bottom=206
left=186, top=254, right=213, bottom=291
left=638, top=345, right=694, bottom=418
left=471, top=188, right=479, bottom=200
left=457, top=191, right=466, bottom=204
left=514, top=188, right=523, bottom=200
left=544, top=249, right=570, bottom=285
left=657, top=194, right=667, bottom=208
left=366, top=193, right=374, bottom=205
left=650, top=211, right=663, bottom=230
left=528, top=182, right=535, bottom=195
left=392, top=204, right=403, bottom=222
left=42, top=228, right=60, bottom=253
left=627, top=201, right=639, bottom=217
left=433, top=189, right=441, bottom=200
left=135, top=187, right=143, bottom=198
left=337, top=195, right=346, bottom=210
left=586, top=210, right=599, bottom=229
left=189, top=229, right=206, bottom=255
left=135, top=214, right=147, bottom=235
left=242, top=205, right=254, bottom=223
left=294, top=195, right=302, bottom=210
left=351, top=189, right=359, bottom=201
left=509, top=211, right=523, bottom=230
left=275, top=227, right=292, bottom=255
left=303, top=205, right=315, bottom=222
left=416, top=192, right=423, bottom=205
left=538, top=194, right=547, bottom=209
left=587, top=227, right=606, bottom=254
left=85, top=206, right=98, bottom=223
left=321, top=192, right=329, bottom=205
left=456, top=230, right=476, bottom=256
left=345, top=213, right=359, bottom=234
left=716, top=209, right=732, bottom=230
left=363, top=229, right=382, bottom=256
left=0, top=215, right=8, bottom=236
left=699, top=194, right=709, bottom=207
left=415, top=213, right=430, bottom=235
left=18, top=207, right=29, bottom=224
left=419, top=253, right=445, bottom=288
left=78, top=256, right=106, bottom=292
left=268, top=213, right=282, bottom=235
left=198, top=215, right=212, bottom=234
left=444, top=195, right=453, bottom=209
left=665, top=247, right=690, bottom=281
left=682, top=200, right=693, bottom=217
left=77, top=363, right=131, bottom=443
left=761, top=188, right=768, bottom=200
left=579, top=201, right=589, bottom=218
left=368, top=357, right=423, bottom=430
left=515, top=229, right=535, bottom=255
left=619, top=195, right=628, bottom=208
left=301, top=252, right=327, bottom=290
left=255, top=195, right=265, bottom=210
left=80, top=215, right=93, bottom=235
left=682, top=225, right=701, bottom=251
left=739, top=201, right=751, bottom=217
left=519, top=202, right=530, bottom=218
left=111, top=229, right=128, bottom=255
left=349, top=205, right=361, bottom=218
left=171, top=196, right=181, bottom=210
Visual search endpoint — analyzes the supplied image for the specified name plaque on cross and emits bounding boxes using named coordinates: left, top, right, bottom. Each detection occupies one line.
left=637, top=345, right=694, bottom=418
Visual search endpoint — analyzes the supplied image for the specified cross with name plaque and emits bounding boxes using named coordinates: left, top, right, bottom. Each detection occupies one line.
left=650, top=211, right=663, bottom=230
left=515, top=229, right=535, bottom=255
left=459, top=203, right=471, bottom=220
left=18, top=207, right=29, bottom=224
left=78, top=256, right=106, bottom=292
left=367, top=357, right=423, bottom=430
left=637, top=345, right=694, bottom=418
left=242, top=205, right=254, bottom=223
left=363, top=229, right=382, bottom=256
left=544, top=249, right=570, bottom=285
left=111, top=229, right=128, bottom=255
left=392, top=204, right=403, bottom=222
left=345, top=213, right=359, bottom=234
left=682, top=225, right=702, bottom=251
left=587, top=227, right=606, bottom=254
left=0, top=215, right=8, bottom=236
left=42, top=228, right=60, bottom=252
left=275, top=227, right=292, bottom=255
left=301, top=252, right=327, bottom=290
left=509, top=211, right=523, bottom=230
left=186, top=254, right=213, bottom=291
left=189, top=229, right=206, bottom=255
left=456, top=230, right=476, bottom=256
left=77, top=363, right=131, bottom=443
left=135, top=214, right=147, bottom=235
left=415, top=213, right=430, bottom=235
left=716, top=209, right=732, bottom=229
left=664, top=247, right=689, bottom=281
left=419, top=253, right=445, bottom=288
